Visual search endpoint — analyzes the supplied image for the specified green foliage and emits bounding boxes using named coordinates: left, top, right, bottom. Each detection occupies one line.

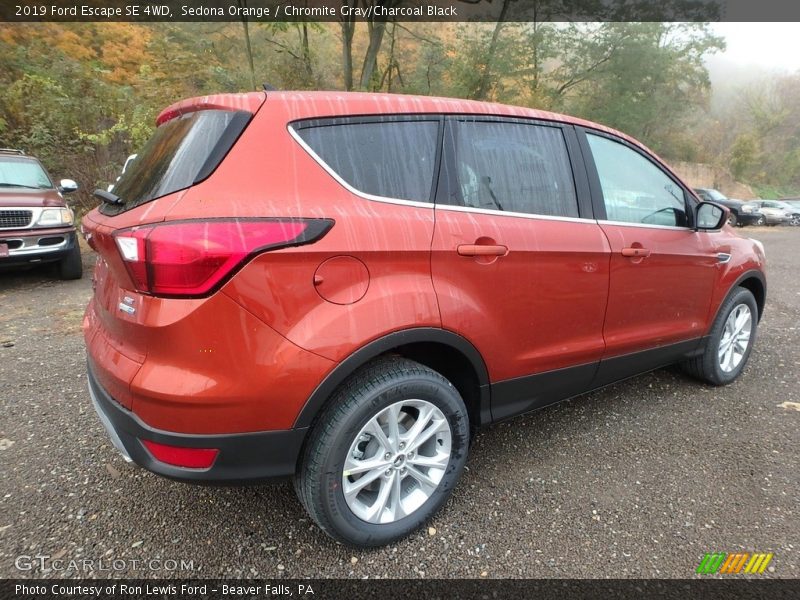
left=700, top=74, right=800, bottom=191
left=729, top=134, right=759, bottom=181
left=564, top=23, right=723, bottom=153
left=0, top=18, right=791, bottom=208
left=752, top=183, right=800, bottom=200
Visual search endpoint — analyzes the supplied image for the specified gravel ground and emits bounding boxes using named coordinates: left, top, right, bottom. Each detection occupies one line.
left=0, top=228, right=797, bottom=580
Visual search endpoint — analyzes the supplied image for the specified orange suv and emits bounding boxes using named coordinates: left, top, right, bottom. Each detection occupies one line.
left=83, top=92, right=766, bottom=547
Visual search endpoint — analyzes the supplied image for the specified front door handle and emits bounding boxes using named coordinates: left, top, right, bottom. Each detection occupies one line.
left=457, top=244, right=508, bottom=257
left=621, top=247, right=651, bottom=258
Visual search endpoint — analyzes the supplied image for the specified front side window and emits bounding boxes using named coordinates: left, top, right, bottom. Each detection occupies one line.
left=0, top=158, right=53, bottom=190
left=295, top=120, right=439, bottom=203
left=587, top=133, right=688, bottom=227
left=453, top=120, right=578, bottom=218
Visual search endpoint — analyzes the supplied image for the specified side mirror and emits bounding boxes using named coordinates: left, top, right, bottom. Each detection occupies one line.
left=695, top=201, right=727, bottom=231
left=59, top=178, right=79, bottom=194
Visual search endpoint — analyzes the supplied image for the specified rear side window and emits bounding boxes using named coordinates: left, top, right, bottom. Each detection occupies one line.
left=453, top=120, right=578, bottom=218
left=102, top=109, right=251, bottom=215
left=294, top=120, right=439, bottom=203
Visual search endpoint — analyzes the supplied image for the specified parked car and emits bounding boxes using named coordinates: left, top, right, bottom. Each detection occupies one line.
left=747, top=199, right=798, bottom=226
left=693, top=188, right=765, bottom=227
left=782, top=199, right=800, bottom=220
left=82, top=92, right=767, bottom=547
left=0, top=149, right=82, bottom=279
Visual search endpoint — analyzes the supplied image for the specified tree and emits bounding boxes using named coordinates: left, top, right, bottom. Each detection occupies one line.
left=339, top=0, right=404, bottom=91
left=565, top=23, right=724, bottom=156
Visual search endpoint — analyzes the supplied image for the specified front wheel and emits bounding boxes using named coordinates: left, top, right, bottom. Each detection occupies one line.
left=727, top=212, right=738, bottom=227
left=295, top=357, right=469, bottom=547
left=58, top=241, right=83, bottom=280
left=755, top=215, right=766, bottom=226
left=681, top=287, right=758, bottom=386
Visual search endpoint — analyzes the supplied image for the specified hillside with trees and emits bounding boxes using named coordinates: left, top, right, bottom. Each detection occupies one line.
left=1, top=19, right=798, bottom=212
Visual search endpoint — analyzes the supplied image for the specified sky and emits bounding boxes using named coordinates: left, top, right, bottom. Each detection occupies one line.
left=709, top=23, right=800, bottom=73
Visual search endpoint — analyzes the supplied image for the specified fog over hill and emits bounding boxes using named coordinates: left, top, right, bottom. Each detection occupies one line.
left=705, top=23, right=800, bottom=111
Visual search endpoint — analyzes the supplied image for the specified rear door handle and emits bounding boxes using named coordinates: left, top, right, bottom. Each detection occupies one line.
left=457, top=244, right=508, bottom=257
left=621, top=247, right=651, bottom=258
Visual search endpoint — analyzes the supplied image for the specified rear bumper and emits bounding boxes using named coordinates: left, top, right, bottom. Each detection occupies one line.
left=0, top=228, right=77, bottom=267
left=88, top=361, right=307, bottom=484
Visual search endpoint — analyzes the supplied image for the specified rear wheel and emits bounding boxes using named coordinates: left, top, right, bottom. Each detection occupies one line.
left=727, top=212, right=738, bottom=227
left=295, top=357, right=469, bottom=547
left=58, top=242, right=83, bottom=280
left=681, top=287, right=758, bottom=386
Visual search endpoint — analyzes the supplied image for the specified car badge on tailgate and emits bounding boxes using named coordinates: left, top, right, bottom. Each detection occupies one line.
left=118, top=295, right=136, bottom=315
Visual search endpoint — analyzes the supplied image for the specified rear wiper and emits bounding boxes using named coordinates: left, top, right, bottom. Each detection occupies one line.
left=94, top=189, right=123, bottom=205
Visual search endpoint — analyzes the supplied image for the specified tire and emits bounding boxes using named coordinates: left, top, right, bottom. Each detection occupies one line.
left=791, top=215, right=800, bottom=227
left=295, top=357, right=470, bottom=547
left=755, top=215, right=766, bottom=226
left=58, top=242, right=83, bottom=280
left=727, top=212, right=738, bottom=227
left=681, top=287, right=758, bottom=386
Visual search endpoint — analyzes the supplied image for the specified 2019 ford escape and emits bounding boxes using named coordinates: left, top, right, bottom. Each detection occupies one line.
left=82, top=92, right=766, bottom=547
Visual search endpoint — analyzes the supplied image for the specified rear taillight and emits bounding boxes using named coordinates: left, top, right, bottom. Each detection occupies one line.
left=113, top=218, right=332, bottom=297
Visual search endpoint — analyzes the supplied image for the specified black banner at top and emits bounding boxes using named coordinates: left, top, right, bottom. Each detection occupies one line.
left=1, top=0, right=800, bottom=23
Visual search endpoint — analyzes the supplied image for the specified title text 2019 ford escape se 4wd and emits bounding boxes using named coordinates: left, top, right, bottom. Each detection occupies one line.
left=83, top=92, right=766, bottom=547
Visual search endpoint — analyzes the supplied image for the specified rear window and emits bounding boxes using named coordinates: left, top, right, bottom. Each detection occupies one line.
left=294, top=119, right=439, bottom=203
left=101, top=109, right=251, bottom=215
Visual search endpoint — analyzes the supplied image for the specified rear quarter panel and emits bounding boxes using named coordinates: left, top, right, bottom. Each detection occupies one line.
left=168, top=94, right=442, bottom=361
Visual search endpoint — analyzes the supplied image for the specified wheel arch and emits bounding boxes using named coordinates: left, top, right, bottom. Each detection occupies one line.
left=293, top=328, right=491, bottom=430
left=732, top=270, right=766, bottom=322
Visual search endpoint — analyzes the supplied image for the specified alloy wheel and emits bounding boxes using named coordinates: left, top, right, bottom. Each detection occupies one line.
left=342, top=399, right=452, bottom=524
left=718, top=304, right=752, bottom=373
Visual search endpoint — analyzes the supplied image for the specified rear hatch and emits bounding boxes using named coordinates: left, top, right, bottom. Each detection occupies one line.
left=83, top=93, right=265, bottom=408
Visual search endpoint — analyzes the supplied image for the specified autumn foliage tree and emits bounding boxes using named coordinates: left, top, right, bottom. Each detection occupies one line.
left=1, top=18, right=794, bottom=213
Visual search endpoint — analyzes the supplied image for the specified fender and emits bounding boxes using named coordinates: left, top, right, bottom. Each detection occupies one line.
left=292, top=327, right=490, bottom=428
left=712, top=268, right=767, bottom=326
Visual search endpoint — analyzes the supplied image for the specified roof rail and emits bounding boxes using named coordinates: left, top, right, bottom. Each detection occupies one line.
left=0, top=148, right=25, bottom=155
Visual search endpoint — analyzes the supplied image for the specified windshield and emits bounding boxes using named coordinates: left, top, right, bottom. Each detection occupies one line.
left=102, top=109, right=251, bottom=215
left=705, top=189, right=727, bottom=201
left=0, top=157, right=53, bottom=189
